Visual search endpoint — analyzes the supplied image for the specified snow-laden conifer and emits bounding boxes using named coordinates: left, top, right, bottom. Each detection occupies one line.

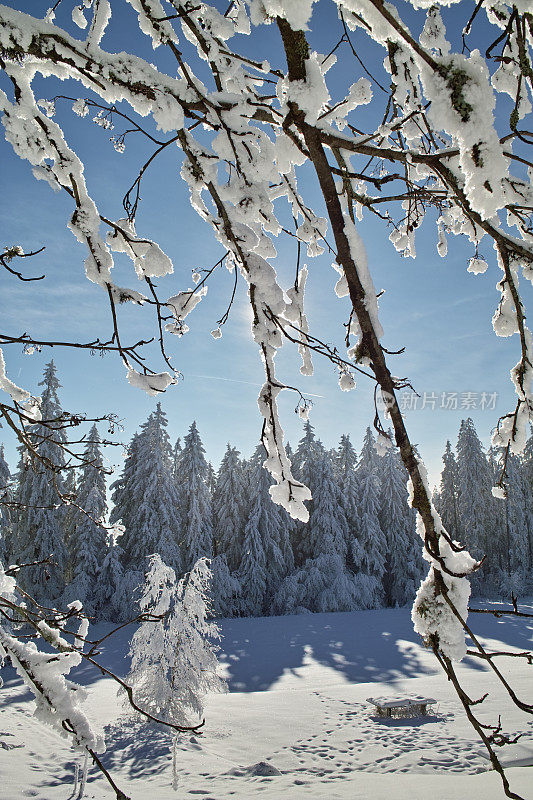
left=206, top=461, right=217, bottom=496
left=63, top=425, right=107, bottom=614
left=213, top=445, right=247, bottom=572
left=276, top=450, right=356, bottom=613
left=245, top=444, right=294, bottom=608
left=355, top=428, right=387, bottom=607
left=210, top=554, right=241, bottom=618
left=63, top=469, right=79, bottom=589
left=497, top=452, right=531, bottom=595
left=127, top=554, right=180, bottom=721
left=172, top=437, right=182, bottom=485
left=176, top=422, right=213, bottom=571
left=435, top=441, right=460, bottom=541
left=456, top=418, right=497, bottom=590
left=93, top=534, right=125, bottom=621
left=0, top=444, right=13, bottom=565
left=14, top=362, right=68, bottom=604
left=109, top=432, right=140, bottom=549
left=291, top=421, right=322, bottom=489
left=335, top=434, right=364, bottom=572
left=238, top=484, right=268, bottom=617
left=114, top=405, right=182, bottom=573
left=290, top=421, right=324, bottom=564
left=359, top=426, right=383, bottom=475
left=127, top=556, right=225, bottom=726
left=522, top=431, right=533, bottom=577
left=171, top=558, right=226, bottom=721
left=379, top=446, right=422, bottom=606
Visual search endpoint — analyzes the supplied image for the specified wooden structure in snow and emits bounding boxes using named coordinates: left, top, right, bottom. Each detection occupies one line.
left=367, top=696, right=437, bottom=718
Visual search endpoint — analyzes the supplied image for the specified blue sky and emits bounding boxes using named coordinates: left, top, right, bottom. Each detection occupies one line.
left=1, top=0, right=531, bottom=486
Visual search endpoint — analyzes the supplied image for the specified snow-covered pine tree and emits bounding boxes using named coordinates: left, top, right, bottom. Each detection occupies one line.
left=126, top=554, right=180, bottom=721
left=0, top=444, right=13, bottom=565
left=172, top=437, right=182, bottom=485
left=62, top=468, right=77, bottom=585
left=63, top=425, right=107, bottom=614
left=93, top=534, right=125, bottom=621
left=13, top=361, right=69, bottom=604
left=127, top=555, right=225, bottom=726
left=212, top=445, right=247, bottom=571
left=214, top=440, right=297, bottom=618
left=355, top=427, right=387, bottom=607
left=435, top=441, right=460, bottom=541
left=237, top=494, right=268, bottom=616
left=522, top=431, right=533, bottom=577
left=487, top=445, right=508, bottom=583
left=171, top=558, right=226, bottom=722
left=523, top=430, right=533, bottom=496
left=285, top=442, right=294, bottom=464
left=379, top=446, right=421, bottom=606
left=302, top=449, right=348, bottom=566
left=359, top=426, right=383, bottom=475
left=109, top=432, right=140, bottom=548
left=335, top=434, right=364, bottom=574
left=113, top=405, right=182, bottom=574
left=456, top=418, right=498, bottom=592
left=206, top=461, right=217, bottom=496
left=275, top=448, right=356, bottom=614
left=291, top=421, right=322, bottom=489
left=290, top=421, right=324, bottom=564
left=176, top=422, right=213, bottom=571
left=498, top=451, right=530, bottom=595
left=210, top=554, right=241, bottom=618
left=249, top=444, right=294, bottom=607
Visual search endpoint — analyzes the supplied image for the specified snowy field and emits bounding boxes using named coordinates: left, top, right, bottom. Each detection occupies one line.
left=1, top=605, right=532, bottom=800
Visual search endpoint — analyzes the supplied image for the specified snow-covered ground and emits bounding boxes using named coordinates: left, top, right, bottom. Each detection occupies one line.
left=1, top=605, right=532, bottom=800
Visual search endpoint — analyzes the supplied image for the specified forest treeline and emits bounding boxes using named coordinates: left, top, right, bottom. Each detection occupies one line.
left=1, top=362, right=531, bottom=620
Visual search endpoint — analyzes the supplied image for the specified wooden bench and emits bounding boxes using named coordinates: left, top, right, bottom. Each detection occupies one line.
left=367, top=696, right=437, bottom=718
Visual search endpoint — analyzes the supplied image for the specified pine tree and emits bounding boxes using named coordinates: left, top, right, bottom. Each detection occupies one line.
left=303, top=450, right=348, bottom=564
left=355, top=428, right=387, bottom=606
left=172, top=437, right=182, bottom=484
left=213, top=445, right=247, bottom=571
left=93, top=535, right=125, bottom=621
left=359, top=426, right=382, bottom=475
left=109, top=432, right=140, bottom=544
left=435, top=441, right=460, bottom=540
left=113, top=405, right=182, bottom=573
left=291, top=421, right=322, bottom=488
left=63, top=425, right=108, bottom=613
left=237, top=498, right=267, bottom=615
left=290, top=421, right=324, bottom=564
left=210, top=554, right=241, bottom=618
left=277, top=450, right=356, bottom=613
left=126, top=554, right=181, bottom=721
left=206, top=461, right=217, bottom=496
left=0, top=444, right=13, bottom=565
left=171, top=558, right=226, bottom=722
left=487, top=445, right=508, bottom=580
left=176, top=422, right=213, bottom=571
left=127, top=556, right=225, bottom=726
left=62, top=469, right=78, bottom=585
left=250, top=444, right=294, bottom=603
left=14, top=361, right=69, bottom=604
left=220, top=443, right=294, bottom=616
left=456, top=418, right=498, bottom=591
left=498, top=451, right=530, bottom=595
left=335, top=434, right=364, bottom=572
left=379, top=446, right=421, bottom=606
left=521, top=430, right=533, bottom=575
